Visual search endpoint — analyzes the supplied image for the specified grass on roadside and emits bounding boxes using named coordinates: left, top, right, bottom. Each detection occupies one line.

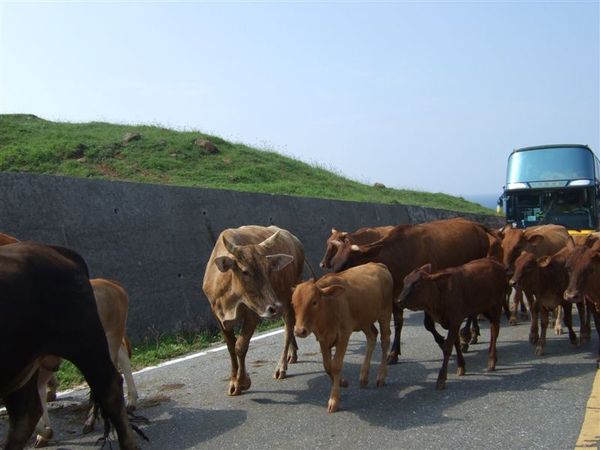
left=56, top=319, right=284, bottom=390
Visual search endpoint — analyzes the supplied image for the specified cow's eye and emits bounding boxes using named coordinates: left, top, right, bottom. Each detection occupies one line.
left=311, top=300, right=318, bottom=307
left=241, top=270, right=250, bottom=277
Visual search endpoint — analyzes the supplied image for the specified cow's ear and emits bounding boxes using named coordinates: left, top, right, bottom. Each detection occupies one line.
left=566, top=237, right=576, bottom=251
left=538, top=256, right=552, bottom=268
left=528, top=234, right=544, bottom=247
left=418, top=263, right=432, bottom=273
left=215, top=256, right=236, bottom=273
left=320, top=284, right=345, bottom=298
left=222, top=235, right=238, bottom=255
left=267, top=254, right=294, bottom=271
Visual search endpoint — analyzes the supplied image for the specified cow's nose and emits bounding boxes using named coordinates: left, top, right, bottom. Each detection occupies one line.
left=266, top=305, right=278, bottom=316
left=294, top=327, right=308, bottom=338
left=509, top=279, right=517, bottom=288
left=563, top=290, right=579, bottom=303
left=319, top=262, right=325, bottom=268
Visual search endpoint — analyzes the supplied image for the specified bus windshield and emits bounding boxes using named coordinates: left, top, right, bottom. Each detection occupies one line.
left=507, top=147, right=595, bottom=184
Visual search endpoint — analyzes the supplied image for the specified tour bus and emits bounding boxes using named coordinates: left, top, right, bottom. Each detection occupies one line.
left=500, top=144, right=600, bottom=234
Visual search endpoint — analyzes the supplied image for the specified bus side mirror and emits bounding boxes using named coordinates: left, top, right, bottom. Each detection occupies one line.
left=496, top=196, right=503, bottom=215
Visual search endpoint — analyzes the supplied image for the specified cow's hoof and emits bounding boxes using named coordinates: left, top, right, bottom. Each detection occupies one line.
left=554, top=327, right=563, bottom=335
left=529, top=334, right=539, bottom=345
left=460, top=343, right=469, bottom=353
left=340, top=378, right=349, bottom=388
left=327, top=398, right=339, bottom=413
left=126, top=404, right=137, bottom=413
left=359, top=379, right=368, bottom=388
left=509, top=317, right=518, bottom=326
left=581, top=334, right=591, bottom=345
left=457, top=367, right=465, bottom=376
left=435, top=381, right=446, bottom=390
left=386, top=353, right=399, bottom=365
left=274, top=369, right=287, bottom=380
left=82, top=422, right=95, bottom=435
left=470, top=335, right=479, bottom=345
left=287, top=354, right=298, bottom=364
left=535, top=347, right=544, bottom=356
left=569, top=333, right=578, bottom=346
left=376, top=379, right=385, bottom=388
left=34, top=428, right=53, bottom=448
left=487, top=365, right=496, bottom=372
left=46, top=391, right=57, bottom=403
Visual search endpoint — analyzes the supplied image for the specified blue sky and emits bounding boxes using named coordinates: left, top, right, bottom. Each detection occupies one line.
left=1, top=1, right=598, bottom=200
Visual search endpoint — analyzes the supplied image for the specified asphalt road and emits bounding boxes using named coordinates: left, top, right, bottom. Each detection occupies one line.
left=1, top=310, right=598, bottom=450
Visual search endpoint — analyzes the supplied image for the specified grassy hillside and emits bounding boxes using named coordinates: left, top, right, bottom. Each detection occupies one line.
left=0, top=114, right=494, bottom=214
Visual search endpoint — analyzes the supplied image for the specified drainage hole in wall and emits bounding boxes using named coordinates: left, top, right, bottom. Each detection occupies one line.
left=114, top=208, right=119, bottom=215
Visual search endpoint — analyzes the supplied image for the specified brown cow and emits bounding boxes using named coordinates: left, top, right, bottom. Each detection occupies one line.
left=563, top=245, right=600, bottom=366
left=35, top=278, right=139, bottom=447
left=499, top=224, right=571, bottom=325
left=0, top=242, right=139, bottom=450
left=509, top=249, right=585, bottom=355
left=292, top=262, right=393, bottom=413
left=0, top=233, right=18, bottom=246
left=203, top=225, right=304, bottom=395
left=322, top=218, right=502, bottom=363
left=397, top=258, right=508, bottom=390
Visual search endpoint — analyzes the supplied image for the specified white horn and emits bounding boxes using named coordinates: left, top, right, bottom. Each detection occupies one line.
left=259, top=230, right=280, bottom=250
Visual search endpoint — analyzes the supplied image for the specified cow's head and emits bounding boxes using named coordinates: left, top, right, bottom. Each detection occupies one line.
left=564, top=245, right=600, bottom=304
left=291, top=277, right=345, bottom=338
left=214, top=231, right=294, bottom=319
left=397, top=264, right=447, bottom=311
left=328, top=240, right=383, bottom=273
left=509, top=250, right=537, bottom=288
left=320, top=228, right=348, bottom=269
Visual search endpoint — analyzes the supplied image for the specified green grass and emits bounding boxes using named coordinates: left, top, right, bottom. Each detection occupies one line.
left=0, top=114, right=494, bottom=214
left=56, top=319, right=283, bottom=390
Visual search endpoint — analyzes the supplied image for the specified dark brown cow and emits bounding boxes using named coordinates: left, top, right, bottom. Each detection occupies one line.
left=322, top=218, right=502, bottom=363
left=510, top=249, right=585, bottom=355
left=397, top=258, right=509, bottom=390
left=0, top=242, right=138, bottom=450
left=292, top=262, right=393, bottom=412
left=203, top=225, right=304, bottom=395
left=499, top=224, right=571, bottom=325
left=563, top=244, right=600, bottom=366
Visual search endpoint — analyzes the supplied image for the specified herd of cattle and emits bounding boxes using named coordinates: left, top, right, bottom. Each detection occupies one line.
left=2, top=217, right=600, bottom=449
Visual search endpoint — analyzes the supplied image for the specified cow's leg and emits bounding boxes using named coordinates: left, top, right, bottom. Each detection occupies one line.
left=274, top=307, right=296, bottom=379
left=218, top=322, right=240, bottom=396
left=509, top=286, right=522, bottom=325
left=34, top=368, right=56, bottom=448
left=535, top=308, right=549, bottom=356
left=487, top=314, right=500, bottom=371
left=424, top=313, right=445, bottom=349
left=117, top=344, right=138, bottom=411
left=376, top=316, right=391, bottom=387
left=82, top=403, right=100, bottom=434
left=46, top=375, right=58, bottom=402
left=387, top=304, right=403, bottom=364
left=529, top=300, right=540, bottom=345
left=231, top=313, right=258, bottom=395
left=327, top=334, right=350, bottom=413
left=562, top=302, right=578, bottom=345
left=4, top=373, right=43, bottom=450
left=579, top=301, right=590, bottom=344
left=319, top=342, right=348, bottom=388
left=459, top=318, right=472, bottom=353
left=74, top=359, right=137, bottom=450
left=553, top=305, right=563, bottom=335
left=470, top=316, right=480, bottom=345
left=591, top=308, right=600, bottom=367
left=453, top=334, right=466, bottom=377
left=436, top=327, right=458, bottom=390
left=359, top=324, right=377, bottom=388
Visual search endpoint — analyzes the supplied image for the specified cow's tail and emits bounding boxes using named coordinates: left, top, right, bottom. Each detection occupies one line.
left=304, top=257, right=317, bottom=280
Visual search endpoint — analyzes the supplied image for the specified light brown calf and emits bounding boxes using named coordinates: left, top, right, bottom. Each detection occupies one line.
left=35, top=278, right=138, bottom=447
left=398, top=258, right=508, bottom=390
left=292, top=262, right=393, bottom=413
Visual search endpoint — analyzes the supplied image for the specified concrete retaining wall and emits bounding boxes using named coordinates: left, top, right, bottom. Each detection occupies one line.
left=0, top=172, right=503, bottom=342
